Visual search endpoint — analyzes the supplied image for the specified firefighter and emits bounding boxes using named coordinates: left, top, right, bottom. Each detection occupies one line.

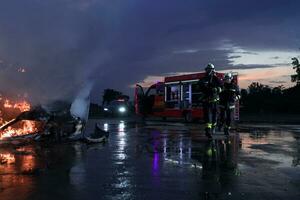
left=198, top=63, right=222, bottom=138
left=218, top=72, right=240, bottom=135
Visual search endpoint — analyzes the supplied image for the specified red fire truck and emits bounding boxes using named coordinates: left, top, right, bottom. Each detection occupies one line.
left=135, top=72, right=239, bottom=122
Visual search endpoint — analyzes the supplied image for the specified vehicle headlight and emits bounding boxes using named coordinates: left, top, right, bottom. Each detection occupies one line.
left=104, top=108, right=109, bottom=111
left=118, top=107, right=126, bottom=113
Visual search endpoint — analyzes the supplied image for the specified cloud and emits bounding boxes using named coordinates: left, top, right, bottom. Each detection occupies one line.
left=271, top=56, right=280, bottom=59
left=269, top=80, right=287, bottom=84
left=228, top=55, right=242, bottom=59
left=0, top=0, right=299, bottom=103
left=226, top=64, right=280, bottom=69
left=173, top=49, right=200, bottom=54
left=225, top=45, right=300, bottom=66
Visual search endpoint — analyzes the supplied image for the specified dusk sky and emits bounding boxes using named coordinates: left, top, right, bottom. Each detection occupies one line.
left=0, top=0, right=299, bottom=103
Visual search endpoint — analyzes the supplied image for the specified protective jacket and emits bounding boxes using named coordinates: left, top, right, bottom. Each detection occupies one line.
left=219, top=81, right=240, bottom=107
left=198, top=74, right=222, bottom=103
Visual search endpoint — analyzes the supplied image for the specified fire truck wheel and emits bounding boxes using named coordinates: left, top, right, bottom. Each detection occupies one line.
left=184, top=112, right=193, bottom=123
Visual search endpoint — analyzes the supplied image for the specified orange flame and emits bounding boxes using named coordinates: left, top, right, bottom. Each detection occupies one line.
left=4, top=99, right=31, bottom=112
left=0, top=98, right=38, bottom=140
left=0, top=153, right=16, bottom=164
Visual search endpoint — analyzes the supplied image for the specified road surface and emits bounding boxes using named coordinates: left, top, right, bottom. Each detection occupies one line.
left=0, top=119, right=299, bottom=199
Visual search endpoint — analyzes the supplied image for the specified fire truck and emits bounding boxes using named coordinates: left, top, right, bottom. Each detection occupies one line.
left=135, top=72, right=239, bottom=122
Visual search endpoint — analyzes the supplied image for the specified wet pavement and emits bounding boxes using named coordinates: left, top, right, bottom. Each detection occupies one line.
left=0, top=119, right=299, bottom=200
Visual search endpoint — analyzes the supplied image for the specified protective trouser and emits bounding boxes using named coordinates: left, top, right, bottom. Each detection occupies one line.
left=219, top=105, right=234, bottom=134
left=203, top=101, right=218, bottom=136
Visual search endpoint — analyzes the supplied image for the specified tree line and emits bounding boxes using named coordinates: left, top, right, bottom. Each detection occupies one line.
left=240, top=57, right=300, bottom=114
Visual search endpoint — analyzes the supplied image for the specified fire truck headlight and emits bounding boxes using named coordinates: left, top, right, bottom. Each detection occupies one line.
left=119, top=107, right=126, bottom=113
left=104, top=108, right=109, bottom=111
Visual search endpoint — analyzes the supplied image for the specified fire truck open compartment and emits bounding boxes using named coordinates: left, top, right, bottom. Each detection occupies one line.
left=164, top=79, right=202, bottom=109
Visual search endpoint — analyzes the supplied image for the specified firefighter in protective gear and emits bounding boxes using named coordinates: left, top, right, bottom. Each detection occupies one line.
left=198, top=63, right=222, bottom=138
left=218, top=72, right=240, bottom=135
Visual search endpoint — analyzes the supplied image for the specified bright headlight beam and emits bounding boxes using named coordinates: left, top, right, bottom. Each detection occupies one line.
left=119, top=107, right=126, bottom=113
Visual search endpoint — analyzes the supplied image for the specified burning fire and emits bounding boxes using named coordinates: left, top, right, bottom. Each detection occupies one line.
left=4, top=99, right=31, bottom=112
left=0, top=98, right=38, bottom=140
left=0, top=153, right=16, bottom=164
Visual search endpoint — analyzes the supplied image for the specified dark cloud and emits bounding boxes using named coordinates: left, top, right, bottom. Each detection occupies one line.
left=228, top=55, right=242, bottom=59
left=271, top=56, right=280, bottom=59
left=236, top=52, right=259, bottom=55
left=269, top=81, right=287, bottom=84
left=0, top=0, right=299, bottom=103
left=226, top=64, right=277, bottom=70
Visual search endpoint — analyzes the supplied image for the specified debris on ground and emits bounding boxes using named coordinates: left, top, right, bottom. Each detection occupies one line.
left=85, top=123, right=109, bottom=143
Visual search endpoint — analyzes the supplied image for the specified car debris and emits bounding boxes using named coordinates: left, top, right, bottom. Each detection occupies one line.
left=0, top=96, right=108, bottom=144
left=85, top=123, right=109, bottom=143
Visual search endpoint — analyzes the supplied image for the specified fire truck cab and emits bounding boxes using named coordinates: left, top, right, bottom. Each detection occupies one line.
left=135, top=72, right=239, bottom=122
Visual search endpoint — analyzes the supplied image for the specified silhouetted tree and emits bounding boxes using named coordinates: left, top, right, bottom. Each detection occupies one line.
left=240, top=89, right=248, bottom=106
left=248, top=82, right=271, bottom=95
left=291, top=57, right=300, bottom=85
left=240, top=89, right=248, bottom=97
left=102, top=89, right=123, bottom=105
left=272, top=85, right=284, bottom=95
left=241, top=79, right=300, bottom=114
left=248, top=82, right=263, bottom=94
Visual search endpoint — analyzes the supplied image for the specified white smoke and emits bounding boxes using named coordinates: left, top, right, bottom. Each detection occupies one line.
left=70, top=82, right=93, bottom=122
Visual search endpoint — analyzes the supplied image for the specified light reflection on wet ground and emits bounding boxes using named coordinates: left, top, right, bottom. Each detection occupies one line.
left=0, top=120, right=299, bottom=199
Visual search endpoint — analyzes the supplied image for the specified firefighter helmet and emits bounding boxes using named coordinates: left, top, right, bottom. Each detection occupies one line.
left=205, top=63, right=215, bottom=75
left=224, top=72, right=233, bottom=83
